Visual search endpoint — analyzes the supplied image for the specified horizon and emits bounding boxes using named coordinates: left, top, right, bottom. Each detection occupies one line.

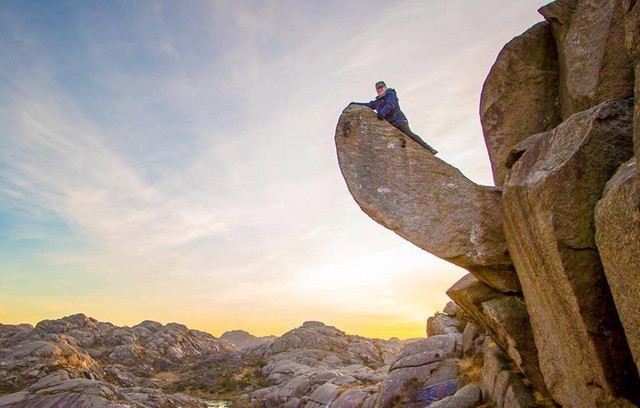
left=1, top=0, right=550, bottom=339
left=17, top=311, right=421, bottom=341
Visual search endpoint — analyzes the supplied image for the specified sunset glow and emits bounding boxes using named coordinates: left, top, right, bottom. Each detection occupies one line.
left=1, top=0, right=550, bottom=339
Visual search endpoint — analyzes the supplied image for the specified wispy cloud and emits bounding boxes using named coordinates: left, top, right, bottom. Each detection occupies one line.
left=1, top=0, right=549, bottom=336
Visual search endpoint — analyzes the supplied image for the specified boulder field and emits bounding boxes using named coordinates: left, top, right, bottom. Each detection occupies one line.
left=1, top=310, right=508, bottom=408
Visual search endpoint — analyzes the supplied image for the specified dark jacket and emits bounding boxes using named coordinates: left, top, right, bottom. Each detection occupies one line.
left=364, top=88, right=408, bottom=127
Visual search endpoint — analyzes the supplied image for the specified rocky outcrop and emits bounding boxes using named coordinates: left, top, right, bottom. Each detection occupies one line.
left=480, top=342, right=554, bottom=408
left=0, top=371, right=206, bottom=408
left=335, top=105, right=519, bottom=293
left=427, top=314, right=465, bottom=338
left=376, top=336, right=461, bottom=408
left=480, top=21, right=561, bottom=186
left=370, top=303, right=551, bottom=408
left=622, top=0, right=640, bottom=194
left=427, top=384, right=482, bottom=408
left=239, top=321, right=402, bottom=407
left=539, top=0, right=634, bottom=120
left=220, top=330, right=276, bottom=350
left=595, top=159, right=640, bottom=376
left=502, top=98, right=638, bottom=407
left=0, top=314, right=238, bottom=407
left=242, top=308, right=547, bottom=407
left=446, top=274, right=546, bottom=396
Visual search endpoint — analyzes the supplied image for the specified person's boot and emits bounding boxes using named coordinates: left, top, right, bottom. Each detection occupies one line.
left=421, top=142, right=438, bottom=155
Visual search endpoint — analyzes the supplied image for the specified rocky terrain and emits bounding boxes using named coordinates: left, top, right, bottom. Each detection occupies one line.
left=336, top=0, right=640, bottom=407
left=1, top=314, right=431, bottom=408
left=2, top=305, right=540, bottom=408
left=0, top=314, right=240, bottom=407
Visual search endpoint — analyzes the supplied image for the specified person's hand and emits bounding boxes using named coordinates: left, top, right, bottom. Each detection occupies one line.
left=376, top=112, right=384, bottom=120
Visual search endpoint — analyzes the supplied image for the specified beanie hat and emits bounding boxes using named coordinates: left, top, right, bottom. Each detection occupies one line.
left=375, top=81, right=386, bottom=88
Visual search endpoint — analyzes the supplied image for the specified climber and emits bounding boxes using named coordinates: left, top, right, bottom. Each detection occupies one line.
left=351, top=81, right=438, bottom=155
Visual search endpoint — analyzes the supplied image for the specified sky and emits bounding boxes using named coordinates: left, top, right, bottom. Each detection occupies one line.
left=0, top=0, right=551, bottom=339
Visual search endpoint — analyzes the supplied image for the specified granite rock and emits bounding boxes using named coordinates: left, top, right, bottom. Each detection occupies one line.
left=502, top=98, right=639, bottom=407
left=539, top=0, right=634, bottom=120
left=447, top=274, right=546, bottom=395
left=480, top=21, right=561, bottom=186
left=595, top=159, right=640, bottom=376
left=336, top=105, right=519, bottom=292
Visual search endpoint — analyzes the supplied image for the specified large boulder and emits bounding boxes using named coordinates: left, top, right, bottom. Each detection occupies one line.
left=622, top=0, right=640, bottom=194
left=479, top=342, right=557, bottom=408
left=304, top=383, right=340, bottom=408
left=426, top=314, right=464, bottom=337
left=374, top=336, right=461, bottom=408
left=539, top=0, right=635, bottom=120
left=502, top=98, right=639, bottom=407
left=426, top=384, right=482, bottom=408
left=480, top=21, right=561, bottom=186
left=595, top=159, right=640, bottom=376
left=335, top=105, right=519, bottom=293
left=376, top=361, right=459, bottom=408
left=446, top=274, right=546, bottom=396
left=330, top=387, right=376, bottom=408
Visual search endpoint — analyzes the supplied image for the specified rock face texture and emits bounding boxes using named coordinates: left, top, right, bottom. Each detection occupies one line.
left=1, top=308, right=553, bottom=408
left=539, top=0, right=635, bottom=120
left=480, top=21, right=561, bottom=186
left=622, top=0, right=640, bottom=194
left=0, top=314, right=234, bottom=407
left=502, top=98, right=638, bottom=408
left=446, top=274, right=546, bottom=396
left=238, top=321, right=402, bottom=408
left=0, top=315, right=411, bottom=408
left=595, top=159, right=640, bottom=375
left=335, top=105, right=519, bottom=293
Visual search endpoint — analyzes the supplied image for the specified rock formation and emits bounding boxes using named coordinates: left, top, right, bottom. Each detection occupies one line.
left=502, top=98, right=637, bottom=407
left=0, top=315, right=411, bottom=408
left=240, top=321, right=401, bottom=407
left=622, top=0, right=640, bottom=193
left=220, top=330, right=276, bottom=350
left=539, top=0, right=634, bottom=120
left=335, top=105, right=519, bottom=293
left=0, top=307, right=555, bottom=408
left=446, top=274, right=546, bottom=396
left=480, top=21, right=561, bottom=186
left=595, top=159, right=640, bottom=377
left=0, top=314, right=235, bottom=407
left=335, top=0, right=640, bottom=406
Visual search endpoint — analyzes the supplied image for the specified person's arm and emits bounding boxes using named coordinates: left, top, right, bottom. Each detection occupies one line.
left=350, top=100, right=376, bottom=109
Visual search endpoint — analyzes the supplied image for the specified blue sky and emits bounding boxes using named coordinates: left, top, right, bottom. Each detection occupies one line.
left=1, top=0, right=550, bottom=338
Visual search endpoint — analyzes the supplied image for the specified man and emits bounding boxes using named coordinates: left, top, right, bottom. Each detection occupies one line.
left=352, top=81, right=437, bottom=155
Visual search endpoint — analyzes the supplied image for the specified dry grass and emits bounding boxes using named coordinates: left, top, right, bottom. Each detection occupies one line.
left=456, top=354, right=484, bottom=384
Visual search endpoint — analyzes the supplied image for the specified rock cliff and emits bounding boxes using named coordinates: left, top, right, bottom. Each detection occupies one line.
left=335, top=0, right=640, bottom=407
